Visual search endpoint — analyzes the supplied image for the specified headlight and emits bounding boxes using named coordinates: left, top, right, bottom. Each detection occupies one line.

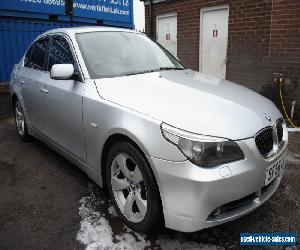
left=161, top=123, right=244, bottom=168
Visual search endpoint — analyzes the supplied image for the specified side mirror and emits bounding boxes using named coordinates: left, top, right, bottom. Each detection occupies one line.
left=50, top=64, right=74, bottom=80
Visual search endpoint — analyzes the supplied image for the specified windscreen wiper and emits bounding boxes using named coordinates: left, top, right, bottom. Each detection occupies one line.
left=158, top=67, right=185, bottom=71
left=125, top=67, right=184, bottom=76
left=125, top=69, right=158, bottom=76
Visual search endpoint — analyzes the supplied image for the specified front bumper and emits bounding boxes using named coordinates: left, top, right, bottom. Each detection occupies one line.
left=147, top=137, right=287, bottom=232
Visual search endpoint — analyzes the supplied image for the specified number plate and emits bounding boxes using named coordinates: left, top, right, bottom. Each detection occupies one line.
left=265, top=153, right=287, bottom=186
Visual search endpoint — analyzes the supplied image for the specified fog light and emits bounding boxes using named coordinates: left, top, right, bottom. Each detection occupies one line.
left=212, top=207, right=221, bottom=216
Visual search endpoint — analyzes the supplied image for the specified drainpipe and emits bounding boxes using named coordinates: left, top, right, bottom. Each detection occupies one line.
left=141, top=0, right=153, bottom=37
left=65, top=0, right=74, bottom=27
left=149, top=0, right=153, bottom=38
left=291, top=101, right=296, bottom=119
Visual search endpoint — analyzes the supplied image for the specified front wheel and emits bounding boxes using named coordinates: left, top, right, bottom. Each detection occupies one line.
left=14, top=100, right=30, bottom=141
left=106, top=141, right=163, bottom=233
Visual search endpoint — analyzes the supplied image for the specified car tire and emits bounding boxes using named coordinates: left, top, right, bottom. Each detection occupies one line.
left=14, top=100, right=30, bottom=142
left=106, top=141, right=163, bottom=233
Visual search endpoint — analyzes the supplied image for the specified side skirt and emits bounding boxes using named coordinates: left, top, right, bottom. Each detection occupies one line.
left=28, top=124, right=103, bottom=187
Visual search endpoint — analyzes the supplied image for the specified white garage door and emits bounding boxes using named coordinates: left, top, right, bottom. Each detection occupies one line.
left=157, top=13, right=177, bottom=57
left=200, top=6, right=229, bottom=79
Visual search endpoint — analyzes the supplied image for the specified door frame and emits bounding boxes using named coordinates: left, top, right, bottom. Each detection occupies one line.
left=199, top=5, right=229, bottom=74
left=156, top=12, right=177, bottom=54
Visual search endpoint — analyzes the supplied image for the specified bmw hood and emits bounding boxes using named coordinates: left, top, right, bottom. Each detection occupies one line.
left=95, top=70, right=282, bottom=140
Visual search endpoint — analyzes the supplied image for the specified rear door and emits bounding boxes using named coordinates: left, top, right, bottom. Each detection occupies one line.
left=41, top=35, right=85, bottom=160
left=20, top=37, right=50, bottom=133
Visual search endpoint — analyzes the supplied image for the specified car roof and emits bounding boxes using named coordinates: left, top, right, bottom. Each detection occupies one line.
left=43, top=26, right=137, bottom=36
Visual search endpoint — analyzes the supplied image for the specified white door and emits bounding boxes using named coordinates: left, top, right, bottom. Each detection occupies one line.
left=200, top=6, right=229, bottom=79
left=157, top=14, right=177, bottom=57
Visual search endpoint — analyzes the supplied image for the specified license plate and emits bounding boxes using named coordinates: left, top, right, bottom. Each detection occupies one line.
left=265, top=153, right=287, bottom=186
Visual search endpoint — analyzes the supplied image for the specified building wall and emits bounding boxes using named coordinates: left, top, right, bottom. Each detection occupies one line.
left=226, top=0, right=272, bottom=92
left=146, top=0, right=227, bottom=70
left=145, top=0, right=300, bottom=120
left=267, top=0, right=300, bottom=119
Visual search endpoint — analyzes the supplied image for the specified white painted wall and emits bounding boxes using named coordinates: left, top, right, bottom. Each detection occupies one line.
left=134, top=0, right=145, bottom=32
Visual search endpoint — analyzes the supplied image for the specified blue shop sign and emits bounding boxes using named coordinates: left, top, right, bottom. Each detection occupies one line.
left=0, top=0, right=133, bottom=23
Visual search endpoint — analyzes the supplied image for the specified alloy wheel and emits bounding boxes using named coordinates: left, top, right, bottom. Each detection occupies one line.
left=15, top=102, right=25, bottom=136
left=111, top=153, right=147, bottom=223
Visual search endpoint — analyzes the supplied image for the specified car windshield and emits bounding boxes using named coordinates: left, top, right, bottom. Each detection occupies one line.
left=76, top=31, right=185, bottom=78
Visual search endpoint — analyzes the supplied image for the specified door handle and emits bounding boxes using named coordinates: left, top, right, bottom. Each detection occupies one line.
left=40, top=87, right=48, bottom=94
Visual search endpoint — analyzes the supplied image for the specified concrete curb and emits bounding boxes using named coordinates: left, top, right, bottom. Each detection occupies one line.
left=288, top=128, right=300, bottom=132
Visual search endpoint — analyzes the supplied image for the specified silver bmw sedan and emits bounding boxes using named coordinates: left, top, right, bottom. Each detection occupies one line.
left=10, top=27, right=288, bottom=233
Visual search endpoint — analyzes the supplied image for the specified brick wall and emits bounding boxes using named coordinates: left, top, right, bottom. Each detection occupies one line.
left=226, top=0, right=272, bottom=92
left=266, top=0, right=300, bottom=119
left=268, top=0, right=300, bottom=79
left=145, top=0, right=300, bottom=121
left=145, top=0, right=227, bottom=70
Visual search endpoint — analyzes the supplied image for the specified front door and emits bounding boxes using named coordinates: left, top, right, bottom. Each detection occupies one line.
left=157, top=13, right=177, bottom=57
left=20, top=37, right=50, bottom=133
left=42, top=35, right=85, bottom=160
left=200, top=6, right=229, bottom=79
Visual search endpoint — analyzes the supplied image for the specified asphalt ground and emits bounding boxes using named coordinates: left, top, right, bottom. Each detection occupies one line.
left=0, top=116, right=299, bottom=250
left=0, top=91, right=12, bottom=120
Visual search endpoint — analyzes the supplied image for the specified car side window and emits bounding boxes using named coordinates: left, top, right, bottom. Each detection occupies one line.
left=24, top=46, right=33, bottom=68
left=26, top=38, right=49, bottom=70
left=47, top=36, right=74, bottom=71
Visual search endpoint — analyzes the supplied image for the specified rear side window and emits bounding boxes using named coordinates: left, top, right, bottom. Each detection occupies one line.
left=47, top=37, right=74, bottom=71
left=24, top=47, right=33, bottom=67
left=26, top=39, right=49, bottom=70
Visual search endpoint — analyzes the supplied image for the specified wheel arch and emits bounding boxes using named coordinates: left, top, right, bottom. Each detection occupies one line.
left=101, top=133, right=149, bottom=188
left=101, top=132, right=163, bottom=211
left=100, top=132, right=165, bottom=225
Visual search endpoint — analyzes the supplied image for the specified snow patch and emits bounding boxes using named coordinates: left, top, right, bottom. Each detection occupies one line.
left=108, top=205, right=118, bottom=217
left=114, top=233, right=151, bottom=249
left=77, top=185, right=224, bottom=250
left=77, top=196, right=114, bottom=249
left=158, top=236, right=223, bottom=250
left=287, top=128, right=300, bottom=132
left=77, top=190, right=151, bottom=250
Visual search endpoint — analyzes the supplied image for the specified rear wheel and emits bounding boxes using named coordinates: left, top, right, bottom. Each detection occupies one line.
left=106, top=141, right=162, bottom=233
left=14, top=100, right=30, bottom=141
